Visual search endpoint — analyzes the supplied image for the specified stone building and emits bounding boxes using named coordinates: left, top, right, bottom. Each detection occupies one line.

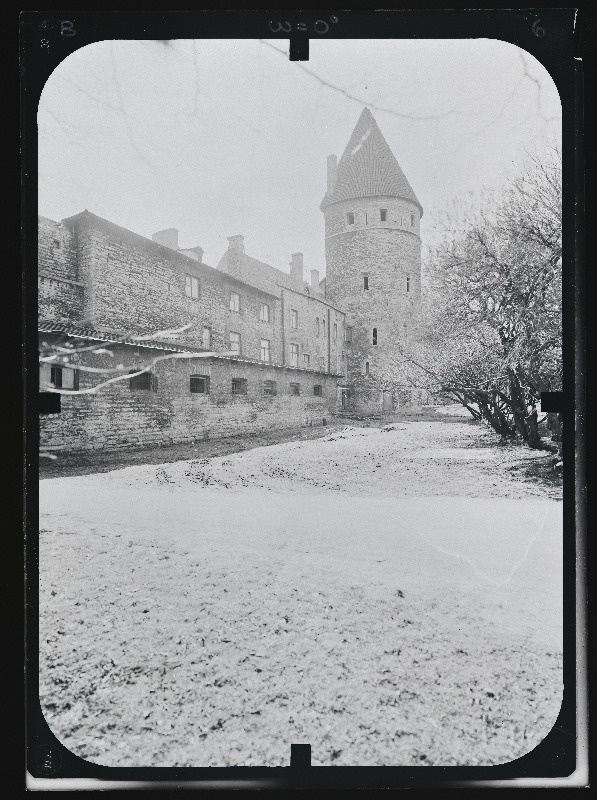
left=321, top=107, right=424, bottom=412
left=38, top=107, right=425, bottom=451
left=38, top=212, right=344, bottom=452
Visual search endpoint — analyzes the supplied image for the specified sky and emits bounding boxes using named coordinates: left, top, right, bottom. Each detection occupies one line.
left=38, top=38, right=561, bottom=277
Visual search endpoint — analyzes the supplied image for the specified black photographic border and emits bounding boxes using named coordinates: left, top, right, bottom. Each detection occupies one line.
left=21, top=8, right=585, bottom=789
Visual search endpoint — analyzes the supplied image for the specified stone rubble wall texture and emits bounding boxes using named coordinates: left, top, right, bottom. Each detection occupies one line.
left=39, top=212, right=343, bottom=452
left=39, top=339, right=337, bottom=452
left=323, top=196, right=422, bottom=390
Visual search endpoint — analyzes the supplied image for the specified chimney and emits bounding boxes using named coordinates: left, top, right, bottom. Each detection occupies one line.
left=152, top=228, right=179, bottom=250
left=310, top=268, right=320, bottom=290
left=290, top=252, right=304, bottom=282
left=227, top=235, right=245, bottom=253
left=179, top=246, right=204, bottom=262
left=327, top=155, right=338, bottom=192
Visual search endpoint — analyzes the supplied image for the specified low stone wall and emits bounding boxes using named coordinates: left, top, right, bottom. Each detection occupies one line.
left=39, top=341, right=338, bottom=453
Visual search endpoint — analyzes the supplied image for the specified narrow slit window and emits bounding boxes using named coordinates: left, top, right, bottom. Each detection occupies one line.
left=315, top=317, right=320, bottom=336
left=259, top=303, right=270, bottom=322
left=411, top=212, right=415, bottom=227
left=406, top=276, right=411, bottom=293
left=333, top=323, right=338, bottom=340
left=365, top=362, right=370, bottom=376
left=363, top=276, right=369, bottom=291
left=345, top=326, right=353, bottom=343
left=365, top=212, right=368, bottom=225
left=372, top=328, right=378, bottom=345
left=380, top=209, right=387, bottom=222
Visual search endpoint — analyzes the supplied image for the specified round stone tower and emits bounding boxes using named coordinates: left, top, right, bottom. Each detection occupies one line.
left=321, top=108, right=423, bottom=397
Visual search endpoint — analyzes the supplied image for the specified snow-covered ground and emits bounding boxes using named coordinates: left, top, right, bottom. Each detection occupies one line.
left=39, top=418, right=562, bottom=767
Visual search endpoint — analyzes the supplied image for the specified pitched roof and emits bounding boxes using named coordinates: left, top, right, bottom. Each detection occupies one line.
left=321, top=108, right=422, bottom=214
left=38, top=322, right=202, bottom=353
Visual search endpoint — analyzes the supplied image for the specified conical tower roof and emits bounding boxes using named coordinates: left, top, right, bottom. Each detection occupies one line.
left=321, top=107, right=422, bottom=214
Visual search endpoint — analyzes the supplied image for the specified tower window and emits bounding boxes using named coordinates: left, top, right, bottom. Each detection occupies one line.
left=365, top=212, right=368, bottom=225
left=346, top=212, right=355, bottom=225
left=372, top=328, right=378, bottom=345
left=363, top=276, right=369, bottom=291
left=380, top=209, right=387, bottom=222
left=365, top=362, right=370, bottom=376
left=411, top=212, right=415, bottom=227
left=333, top=323, right=338, bottom=340
left=316, top=317, right=320, bottom=336
left=406, top=276, right=411, bottom=293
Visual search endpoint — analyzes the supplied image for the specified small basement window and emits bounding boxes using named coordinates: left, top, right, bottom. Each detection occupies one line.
left=40, top=364, right=79, bottom=390
left=263, top=380, right=277, bottom=396
left=346, top=212, right=355, bottom=225
left=185, top=275, right=199, bottom=299
left=313, top=384, right=323, bottom=397
left=372, top=328, right=378, bottom=345
left=231, top=378, right=248, bottom=395
left=290, top=382, right=300, bottom=396
left=190, top=375, right=209, bottom=394
left=129, top=371, right=157, bottom=391
left=380, top=209, right=387, bottom=222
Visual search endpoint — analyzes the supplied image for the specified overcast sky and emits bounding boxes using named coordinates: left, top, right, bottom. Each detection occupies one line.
left=38, top=38, right=561, bottom=276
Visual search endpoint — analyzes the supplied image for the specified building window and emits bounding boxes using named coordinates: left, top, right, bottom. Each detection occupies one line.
left=290, top=382, right=300, bottom=396
left=41, top=364, right=79, bottom=390
left=315, top=317, right=320, bottom=336
left=290, top=309, right=298, bottom=329
left=260, top=339, right=270, bottom=362
left=230, top=331, right=241, bottom=354
left=345, top=326, right=353, bottom=343
left=380, top=208, right=387, bottom=222
left=290, top=343, right=299, bottom=366
left=319, top=356, right=325, bottom=370
left=363, top=276, right=369, bottom=291
left=190, top=375, right=209, bottom=394
left=406, top=276, right=411, bottom=293
left=365, top=212, right=368, bottom=225
left=129, top=370, right=157, bottom=391
left=346, top=212, right=355, bottom=225
left=313, top=384, right=323, bottom=397
left=322, top=318, right=326, bottom=336
left=372, top=328, right=378, bottom=345
left=263, top=380, right=277, bottom=396
left=365, top=362, right=370, bottom=376
left=411, top=212, right=415, bottom=227
left=333, top=322, right=338, bottom=340
left=185, top=275, right=199, bottom=299
left=229, top=291, right=240, bottom=312
left=202, top=326, right=212, bottom=349
left=259, top=303, right=270, bottom=322
left=303, top=353, right=311, bottom=368
left=232, top=378, right=248, bottom=395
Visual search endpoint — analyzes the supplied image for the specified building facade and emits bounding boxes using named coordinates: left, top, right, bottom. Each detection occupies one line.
left=39, top=213, right=344, bottom=452
left=38, top=108, right=425, bottom=452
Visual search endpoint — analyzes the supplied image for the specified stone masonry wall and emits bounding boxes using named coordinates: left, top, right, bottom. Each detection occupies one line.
left=69, top=213, right=283, bottom=363
left=324, top=196, right=422, bottom=389
left=281, top=287, right=345, bottom=375
left=38, top=217, right=84, bottom=321
left=39, top=339, right=337, bottom=452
